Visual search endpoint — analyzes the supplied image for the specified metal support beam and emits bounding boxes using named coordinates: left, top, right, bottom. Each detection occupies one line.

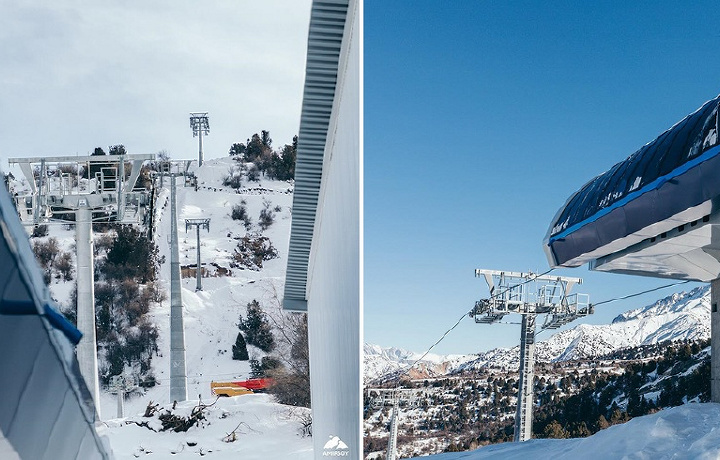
left=169, top=174, right=187, bottom=402
left=712, top=279, right=720, bottom=402
left=366, top=388, right=420, bottom=459
left=196, top=225, right=201, bottom=291
left=198, top=128, right=204, bottom=167
left=514, top=314, right=536, bottom=442
left=76, top=203, right=100, bottom=417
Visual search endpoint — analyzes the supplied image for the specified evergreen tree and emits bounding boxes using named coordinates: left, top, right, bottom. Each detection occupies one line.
left=239, top=300, right=275, bottom=352
left=105, top=225, right=159, bottom=283
left=109, top=144, right=127, bottom=155
left=229, top=143, right=246, bottom=156
left=232, top=332, right=249, bottom=360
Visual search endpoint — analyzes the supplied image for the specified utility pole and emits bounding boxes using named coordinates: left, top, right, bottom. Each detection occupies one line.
left=189, top=112, right=209, bottom=167
left=472, top=270, right=590, bottom=442
left=185, top=218, right=210, bottom=291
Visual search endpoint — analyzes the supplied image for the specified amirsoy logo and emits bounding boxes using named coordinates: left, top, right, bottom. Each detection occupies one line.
left=322, top=435, right=350, bottom=457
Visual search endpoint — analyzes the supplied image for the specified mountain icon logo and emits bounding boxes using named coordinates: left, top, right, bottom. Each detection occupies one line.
left=324, top=435, right=349, bottom=450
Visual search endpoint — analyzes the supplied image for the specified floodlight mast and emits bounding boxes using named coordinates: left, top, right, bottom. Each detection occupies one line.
left=472, top=269, right=590, bottom=442
left=189, top=112, right=209, bottom=167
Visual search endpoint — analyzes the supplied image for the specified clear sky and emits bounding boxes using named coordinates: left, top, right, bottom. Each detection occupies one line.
left=0, top=1, right=311, bottom=166
left=364, top=1, right=720, bottom=354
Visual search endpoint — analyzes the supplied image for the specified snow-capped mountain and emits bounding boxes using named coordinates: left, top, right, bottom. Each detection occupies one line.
left=365, top=286, right=710, bottom=381
left=363, top=344, right=477, bottom=382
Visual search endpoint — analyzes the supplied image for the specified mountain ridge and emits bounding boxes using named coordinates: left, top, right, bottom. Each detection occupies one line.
left=365, top=285, right=710, bottom=381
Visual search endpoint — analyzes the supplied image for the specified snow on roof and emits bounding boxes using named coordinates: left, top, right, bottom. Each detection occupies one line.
left=545, top=94, right=720, bottom=271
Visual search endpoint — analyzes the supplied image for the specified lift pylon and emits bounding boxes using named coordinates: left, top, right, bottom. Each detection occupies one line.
left=471, top=269, right=590, bottom=442
left=366, top=388, right=422, bottom=460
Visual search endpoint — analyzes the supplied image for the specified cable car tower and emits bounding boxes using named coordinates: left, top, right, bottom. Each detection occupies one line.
left=8, top=154, right=155, bottom=418
left=366, top=388, right=421, bottom=460
left=155, top=160, right=195, bottom=403
left=471, top=269, right=591, bottom=442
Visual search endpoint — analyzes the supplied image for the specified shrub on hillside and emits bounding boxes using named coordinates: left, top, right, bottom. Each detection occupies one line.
left=105, top=225, right=159, bottom=283
left=267, top=313, right=310, bottom=407
left=222, top=169, right=242, bottom=189
left=231, top=235, right=278, bottom=270
left=54, top=251, right=74, bottom=281
left=258, top=200, right=275, bottom=231
left=31, top=224, right=49, bottom=238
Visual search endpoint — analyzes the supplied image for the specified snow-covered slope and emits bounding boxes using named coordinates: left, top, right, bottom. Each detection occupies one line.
left=366, top=286, right=710, bottom=381
left=100, top=157, right=311, bottom=458
left=418, top=402, right=720, bottom=460
left=102, top=395, right=311, bottom=459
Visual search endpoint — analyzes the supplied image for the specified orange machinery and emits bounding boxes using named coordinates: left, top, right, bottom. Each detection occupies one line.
left=210, top=378, right=274, bottom=397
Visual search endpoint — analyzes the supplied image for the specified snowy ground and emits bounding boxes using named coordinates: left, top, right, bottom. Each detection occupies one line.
left=100, top=395, right=312, bottom=459
left=418, top=403, right=720, bottom=460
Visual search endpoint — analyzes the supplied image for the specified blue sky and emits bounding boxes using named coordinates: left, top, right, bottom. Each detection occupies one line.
left=364, top=1, right=720, bottom=354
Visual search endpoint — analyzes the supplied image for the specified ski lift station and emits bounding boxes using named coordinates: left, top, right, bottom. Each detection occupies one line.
left=544, top=93, right=720, bottom=401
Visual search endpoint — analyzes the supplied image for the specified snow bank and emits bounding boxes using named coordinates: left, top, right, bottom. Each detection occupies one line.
left=103, top=394, right=312, bottom=459
left=419, top=403, right=720, bottom=460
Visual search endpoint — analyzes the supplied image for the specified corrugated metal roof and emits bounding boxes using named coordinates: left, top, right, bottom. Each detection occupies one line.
left=283, top=0, right=349, bottom=312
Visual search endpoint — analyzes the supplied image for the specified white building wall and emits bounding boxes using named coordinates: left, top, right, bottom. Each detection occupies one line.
left=305, top=0, right=360, bottom=457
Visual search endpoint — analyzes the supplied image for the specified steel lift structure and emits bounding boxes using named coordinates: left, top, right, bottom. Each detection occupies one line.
left=8, top=154, right=154, bottom=417
left=471, top=269, right=591, bottom=441
left=366, top=388, right=422, bottom=460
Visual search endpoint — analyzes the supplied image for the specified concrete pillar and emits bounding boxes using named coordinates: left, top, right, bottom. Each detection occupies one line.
left=711, top=279, right=720, bottom=402
left=169, top=175, right=187, bottom=402
left=76, top=205, right=100, bottom=418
